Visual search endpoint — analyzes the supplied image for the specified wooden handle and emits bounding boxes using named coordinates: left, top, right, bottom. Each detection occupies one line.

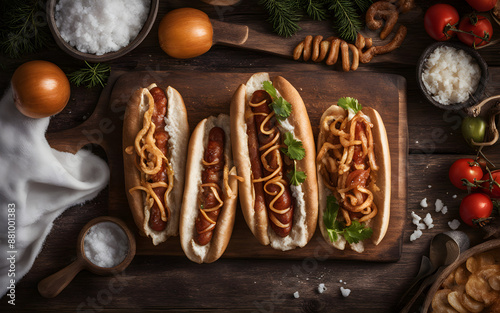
left=212, top=19, right=248, bottom=46
left=38, top=257, right=86, bottom=298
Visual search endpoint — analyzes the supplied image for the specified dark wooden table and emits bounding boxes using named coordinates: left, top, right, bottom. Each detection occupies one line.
left=1, top=0, right=500, bottom=312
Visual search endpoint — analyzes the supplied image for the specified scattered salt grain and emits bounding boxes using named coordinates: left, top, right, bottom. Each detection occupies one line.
left=293, top=291, right=300, bottom=299
left=318, top=283, right=327, bottom=294
left=340, top=287, right=351, bottom=297
left=441, top=206, right=448, bottom=215
left=410, top=229, right=423, bottom=242
left=416, top=223, right=426, bottom=230
left=423, top=213, right=434, bottom=229
left=452, top=194, right=457, bottom=199
left=448, top=219, right=461, bottom=230
left=420, top=198, right=428, bottom=208
left=428, top=185, right=432, bottom=189
left=411, top=211, right=422, bottom=225
left=435, top=199, right=444, bottom=213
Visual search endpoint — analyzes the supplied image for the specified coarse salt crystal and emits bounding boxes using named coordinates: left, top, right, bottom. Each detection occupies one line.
left=448, top=219, right=461, bottom=230
left=428, top=185, right=432, bottom=189
left=318, top=283, right=327, bottom=294
left=340, top=287, right=351, bottom=297
left=441, top=206, right=448, bottom=215
left=293, top=291, right=300, bottom=298
left=420, top=198, right=428, bottom=208
left=411, top=211, right=422, bottom=225
left=435, top=199, right=444, bottom=213
left=423, top=213, right=434, bottom=229
left=452, top=195, right=457, bottom=199
left=410, top=229, right=423, bottom=242
left=83, top=222, right=129, bottom=268
left=417, top=223, right=426, bottom=230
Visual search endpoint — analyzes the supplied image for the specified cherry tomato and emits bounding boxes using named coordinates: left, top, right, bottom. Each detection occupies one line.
left=449, top=158, right=483, bottom=190
left=457, top=14, right=493, bottom=47
left=466, top=0, right=497, bottom=12
left=424, top=4, right=459, bottom=41
left=481, top=170, right=500, bottom=198
left=461, top=116, right=486, bottom=145
left=459, top=193, right=493, bottom=226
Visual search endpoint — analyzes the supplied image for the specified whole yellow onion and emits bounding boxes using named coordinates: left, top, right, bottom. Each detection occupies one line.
left=158, top=8, right=213, bottom=59
left=11, top=60, right=70, bottom=118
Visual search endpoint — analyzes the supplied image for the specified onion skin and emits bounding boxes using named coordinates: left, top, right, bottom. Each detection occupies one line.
left=11, top=60, right=70, bottom=119
left=158, top=8, right=213, bottom=59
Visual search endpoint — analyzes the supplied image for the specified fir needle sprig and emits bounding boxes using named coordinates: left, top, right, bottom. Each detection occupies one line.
left=68, top=61, right=111, bottom=88
left=0, top=0, right=51, bottom=58
left=259, top=0, right=372, bottom=41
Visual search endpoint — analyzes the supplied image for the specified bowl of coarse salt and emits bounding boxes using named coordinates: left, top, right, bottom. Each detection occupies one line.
left=46, top=0, right=159, bottom=62
left=38, top=216, right=136, bottom=298
left=417, top=41, right=489, bottom=111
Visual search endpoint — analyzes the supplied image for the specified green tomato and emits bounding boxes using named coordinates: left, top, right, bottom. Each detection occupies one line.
left=461, top=116, right=486, bottom=145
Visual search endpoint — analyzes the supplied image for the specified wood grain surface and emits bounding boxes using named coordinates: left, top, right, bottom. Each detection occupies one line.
left=2, top=0, right=500, bottom=312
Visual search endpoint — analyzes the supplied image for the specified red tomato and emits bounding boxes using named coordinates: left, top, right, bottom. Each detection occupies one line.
left=457, top=14, right=493, bottom=47
left=459, top=193, right=493, bottom=226
left=481, top=170, right=500, bottom=198
left=466, top=0, right=497, bottom=12
left=449, top=158, right=483, bottom=190
left=424, top=4, right=460, bottom=41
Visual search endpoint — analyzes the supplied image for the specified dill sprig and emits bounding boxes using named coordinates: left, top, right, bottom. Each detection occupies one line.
left=68, top=62, right=111, bottom=88
left=0, top=0, right=51, bottom=58
left=327, top=0, right=362, bottom=42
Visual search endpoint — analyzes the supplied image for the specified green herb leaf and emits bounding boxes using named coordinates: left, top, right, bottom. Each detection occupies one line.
left=323, top=195, right=373, bottom=244
left=67, top=61, right=110, bottom=88
left=323, top=195, right=342, bottom=242
left=338, top=97, right=362, bottom=115
left=288, top=161, right=307, bottom=186
left=280, top=132, right=306, bottom=160
left=343, top=220, right=373, bottom=244
left=262, top=81, right=292, bottom=120
left=301, top=0, right=328, bottom=21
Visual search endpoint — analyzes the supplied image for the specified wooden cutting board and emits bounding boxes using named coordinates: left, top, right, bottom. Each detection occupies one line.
left=47, top=71, right=407, bottom=262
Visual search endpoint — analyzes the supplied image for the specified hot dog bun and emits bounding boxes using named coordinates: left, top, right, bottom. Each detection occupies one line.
left=317, top=103, right=390, bottom=253
left=180, top=114, right=238, bottom=263
left=123, top=84, right=189, bottom=245
left=230, top=72, right=318, bottom=251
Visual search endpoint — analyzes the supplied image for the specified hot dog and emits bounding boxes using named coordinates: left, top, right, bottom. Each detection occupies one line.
left=230, top=72, right=318, bottom=251
left=180, top=115, right=239, bottom=263
left=123, top=84, right=189, bottom=245
left=316, top=98, right=390, bottom=253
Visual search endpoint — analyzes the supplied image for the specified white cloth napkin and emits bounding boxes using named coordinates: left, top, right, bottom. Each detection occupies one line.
left=0, top=87, right=109, bottom=298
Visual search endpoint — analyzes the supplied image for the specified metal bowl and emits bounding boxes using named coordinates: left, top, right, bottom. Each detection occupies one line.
left=46, top=0, right=159, bottom=62
left=416, top=41, right=489, bottom=111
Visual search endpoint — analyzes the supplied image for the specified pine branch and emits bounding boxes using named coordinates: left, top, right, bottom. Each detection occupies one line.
left=259, top=0, right=302, bottom=37
left=327, top=0, right=362, bottom=42
left=353, top=0, right=372, bottom=12
left=301, top=0, right=328, bottom=21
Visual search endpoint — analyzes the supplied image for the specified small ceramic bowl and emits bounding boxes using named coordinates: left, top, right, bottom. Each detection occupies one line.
left=416, top=41, right=489, bottom=111
left=422, top=239, right=500, bottom=312
left=46, top=0, right=159, bottom=62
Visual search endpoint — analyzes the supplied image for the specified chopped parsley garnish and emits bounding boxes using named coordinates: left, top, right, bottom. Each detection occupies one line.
left=280, top=132, right=305, bottom=160
left=338, top=97, right=362, bottom=115
left=263, top=81, right=292, bottom=120
left=323, top=195, right=373, bottom=244
left=287, top=161, right=307, bottom=186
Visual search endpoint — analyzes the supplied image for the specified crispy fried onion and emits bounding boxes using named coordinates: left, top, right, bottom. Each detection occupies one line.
left=127, top=91, right=173, bottom=223
left=249, top=98, right=292, bottom=230
left=317, top=112, right=378, bottom=226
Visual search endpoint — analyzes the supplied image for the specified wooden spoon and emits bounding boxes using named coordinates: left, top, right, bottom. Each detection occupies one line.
left=38, top=216, right=136, bottom=298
